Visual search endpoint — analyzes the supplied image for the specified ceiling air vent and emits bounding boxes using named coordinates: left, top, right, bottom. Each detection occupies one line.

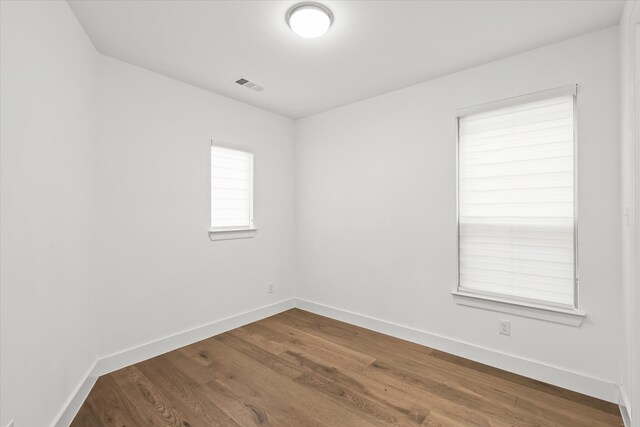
left=235, top=77, right=264, bottom=92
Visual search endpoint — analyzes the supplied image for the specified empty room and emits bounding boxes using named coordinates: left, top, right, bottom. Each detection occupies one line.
left=2, top=0, right=640, bottom=426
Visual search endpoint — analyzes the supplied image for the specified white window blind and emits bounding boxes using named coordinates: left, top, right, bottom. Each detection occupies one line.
left=210, top=144, right=254, bottom=230
left=458, top=91, right=576, bottom=308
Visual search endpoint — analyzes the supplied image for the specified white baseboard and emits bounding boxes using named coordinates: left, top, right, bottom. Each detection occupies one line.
left=51, top=361, right=98, bottom=427
left=620, top=387, right=632, bottom=427
left=53, top=298, right=295, bottom=427
left=294, top=298, right=621, bottom=404
left=621, top=405, right=632, bottom=427
left=93, top=298, right=295, bottom=376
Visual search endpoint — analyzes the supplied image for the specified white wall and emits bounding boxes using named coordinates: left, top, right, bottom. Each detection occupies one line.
left=295, top=27, right=621, bottom=396
left=620, top=1, right=640, bottom=424
left=635, top=21, right=640, bottom=419
left=0, top=2, right=98, bottom=427
left=0, top=1, right=626, bottom=425
left=93, top=56, right=296, bottom=359
left=0, top=2, right=296, bottom=426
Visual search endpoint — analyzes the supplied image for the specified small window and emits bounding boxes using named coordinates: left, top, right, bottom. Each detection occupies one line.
left=210, top=143, right=254, bottom=231
left=457, top=86, right=577, bottom=309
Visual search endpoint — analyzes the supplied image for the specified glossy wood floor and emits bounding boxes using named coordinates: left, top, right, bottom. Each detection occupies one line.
left=72, top=309, right=623, bottom=426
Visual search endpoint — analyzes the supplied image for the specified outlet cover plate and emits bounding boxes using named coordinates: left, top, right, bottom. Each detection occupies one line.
left=499, top=319, right=511, bottom=336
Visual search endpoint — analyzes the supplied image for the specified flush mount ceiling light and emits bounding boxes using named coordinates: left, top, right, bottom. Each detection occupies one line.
left=286, top=2, right=333, bottom=39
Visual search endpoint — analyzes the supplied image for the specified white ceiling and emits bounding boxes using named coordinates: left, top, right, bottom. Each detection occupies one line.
left=68, top=0, right=624, bottom=119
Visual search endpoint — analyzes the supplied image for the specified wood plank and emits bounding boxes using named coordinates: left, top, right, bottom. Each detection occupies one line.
left=70, top=376, right=146, bottom=427
left=238, top=320, right=516, bottom=426
left=72, top=309, right=623, bottom=427
left=278, top=309, right=623, bottom=426
left=135, top=356, right=240, bottom=426
left=197, top=338, right=379, bottom=426
left=110, top=366, right=194, bottom=426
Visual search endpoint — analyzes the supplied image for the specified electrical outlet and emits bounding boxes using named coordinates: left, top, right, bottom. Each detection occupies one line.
left=267, top=283, right=274, bottom=293
left=499, top=319, right=511, bottom=336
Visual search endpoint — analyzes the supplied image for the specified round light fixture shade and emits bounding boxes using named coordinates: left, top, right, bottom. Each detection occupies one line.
left=287, top=3, right=333, bottom=38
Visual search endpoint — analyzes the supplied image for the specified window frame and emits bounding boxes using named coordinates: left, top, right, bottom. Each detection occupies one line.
left=209, top=140, right=257, bottom=240
left=455, top=85, right=580, bottom=312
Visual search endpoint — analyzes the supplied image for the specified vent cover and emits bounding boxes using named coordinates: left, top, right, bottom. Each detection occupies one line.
left=235, top=77, right=264, bottom=92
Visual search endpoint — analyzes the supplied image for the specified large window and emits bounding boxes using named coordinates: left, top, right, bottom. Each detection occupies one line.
left=457, top=86, right=577, bottom=309
left=210, top=143, right=254, bottom=231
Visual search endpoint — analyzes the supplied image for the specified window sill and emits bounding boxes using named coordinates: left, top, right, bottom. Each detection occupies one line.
left=451, top=291, right=586, bottom=326
left=208, top=228, right=257, bottom=241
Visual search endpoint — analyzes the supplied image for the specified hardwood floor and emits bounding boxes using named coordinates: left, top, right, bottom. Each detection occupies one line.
left=71, top=309, right=623, bottom=426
